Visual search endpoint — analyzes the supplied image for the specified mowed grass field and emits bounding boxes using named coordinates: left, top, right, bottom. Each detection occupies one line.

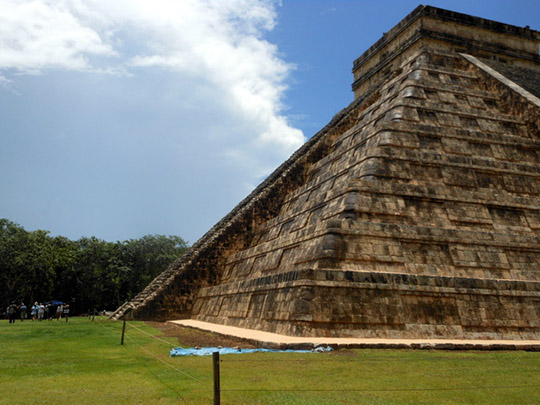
left=1, top=317, right=539, bottom=404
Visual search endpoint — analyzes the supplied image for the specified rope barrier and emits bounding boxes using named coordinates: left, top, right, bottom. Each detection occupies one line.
left=94, top=317, right=203, bottom=383
left=91, top=318, right=537, bottom=399
left=127, top=322, right=178, bottom=347
left=222, top=385, right=536, bottom=393
left=125, top=321, right=215, bottom=362
left=93, top=316, right=116, bottom=331
left=222, top=355, right=515, bottom=362
left=123, top=332, right=202, bottom=383
left=217, top=345, right=536, bottom=396
left=121, top=334, right=195, bottom=399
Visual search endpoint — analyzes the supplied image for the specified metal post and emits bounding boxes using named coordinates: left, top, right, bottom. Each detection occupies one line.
left=121, top=319, right=127, bottom=345
left=213, top=351, right=220, bottom=405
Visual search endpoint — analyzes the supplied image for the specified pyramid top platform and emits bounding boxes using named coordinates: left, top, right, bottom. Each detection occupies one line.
left=352, top=5, right=540, bottom=98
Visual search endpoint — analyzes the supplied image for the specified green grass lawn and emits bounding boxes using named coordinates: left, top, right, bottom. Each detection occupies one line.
left=0, top=317, right=538, bottom=404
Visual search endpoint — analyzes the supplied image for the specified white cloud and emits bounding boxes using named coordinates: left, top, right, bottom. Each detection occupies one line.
left=0, top=73, right=18, bottom=94
left=321, top=8, right=337, bottom=15
left=0, top=0, right=115, bottom=72
left=0, top=0, right=305, bottom=176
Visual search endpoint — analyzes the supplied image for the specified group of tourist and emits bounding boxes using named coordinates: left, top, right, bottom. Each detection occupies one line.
left=5, top=302, right=70, bottom=323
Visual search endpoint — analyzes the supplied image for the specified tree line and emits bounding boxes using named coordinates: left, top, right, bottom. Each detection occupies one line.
left=1, top=218, right=189, bottom=315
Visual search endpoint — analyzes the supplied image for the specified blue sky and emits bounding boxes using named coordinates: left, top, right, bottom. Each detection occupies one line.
left=1, top=0, right=538, bottom=244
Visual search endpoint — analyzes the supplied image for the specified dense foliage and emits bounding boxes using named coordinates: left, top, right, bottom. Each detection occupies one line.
left=0, top=219, right=189, bottom=314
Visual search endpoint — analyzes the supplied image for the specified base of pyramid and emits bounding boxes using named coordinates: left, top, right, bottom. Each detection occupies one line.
left=191, top=269, right=540, bottom=340
left=170, top=319, right=540, bottom=351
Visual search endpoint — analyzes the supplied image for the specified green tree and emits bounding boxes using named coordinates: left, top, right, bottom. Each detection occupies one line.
left=0, top=218, right=189, bottom=314
left=0, top=219, right=56, bottom=310
left=121, top=235, right=189, bottom=299
left=50, top=236, right=78, bottom=308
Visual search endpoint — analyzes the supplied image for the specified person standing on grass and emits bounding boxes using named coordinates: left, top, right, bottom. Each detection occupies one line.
left=63, top=304, right=70, bottom=322
left=20, top=303, right=27, bottom=321
left=7, top=303, right=17, bottom=323
left=31, top=302, right=38, bottom=321
left=56, top=304, right=63, bottom=320
left=37, top=303, right=45, bottom=321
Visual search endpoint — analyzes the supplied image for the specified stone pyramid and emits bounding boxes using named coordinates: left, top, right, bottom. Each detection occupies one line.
left=113, top=6, right=540, bottom=340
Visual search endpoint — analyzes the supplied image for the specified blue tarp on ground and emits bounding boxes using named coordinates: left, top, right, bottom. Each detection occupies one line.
left=170, top=346, right=333, bottom=357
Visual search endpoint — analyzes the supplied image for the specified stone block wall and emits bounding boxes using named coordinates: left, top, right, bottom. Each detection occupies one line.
left=191, top=48, right=540, bottom=339
left=193, top=269, right=539, bottom=339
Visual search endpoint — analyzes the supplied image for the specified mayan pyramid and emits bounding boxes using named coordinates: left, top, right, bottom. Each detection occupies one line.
left=113, top=6, right=540, bottom=340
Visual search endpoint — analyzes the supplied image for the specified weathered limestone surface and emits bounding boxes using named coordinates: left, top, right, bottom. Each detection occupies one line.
left=112, top=6, right=540, bottom=340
